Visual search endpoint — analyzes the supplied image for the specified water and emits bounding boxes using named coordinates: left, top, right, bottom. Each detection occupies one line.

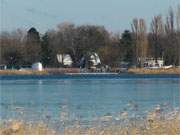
left=0, top=74, right=180, bottom=124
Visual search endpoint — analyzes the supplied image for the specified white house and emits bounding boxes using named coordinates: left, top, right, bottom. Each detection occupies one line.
left=57, top=54, right=73, bottom=66
left=79, top=52, right=101, bottom=70
left=89, top=53, right=101, bottom=66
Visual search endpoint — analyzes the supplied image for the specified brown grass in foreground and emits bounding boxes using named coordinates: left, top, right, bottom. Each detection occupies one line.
left=1, top=115, right=180, bottom=135
left=0, top=121, right=56, bottom=135
left=128, top=67, right=180, bottom=74
left=64, top=118, right=180, bottom=135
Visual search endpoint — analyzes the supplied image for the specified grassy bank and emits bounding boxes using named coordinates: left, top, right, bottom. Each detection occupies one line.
left=46, top=68, right=80, bottom=74
left=0, top=68, right=81, bottom=75
left=128, top=67, right=180, bottom=74
left=0, top=70, right=49, bottom=75
left=0, top=67, right=180, bottom=75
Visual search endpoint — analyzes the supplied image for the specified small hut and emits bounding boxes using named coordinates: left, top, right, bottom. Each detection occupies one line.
left=32, top=62, right=43, bottom=71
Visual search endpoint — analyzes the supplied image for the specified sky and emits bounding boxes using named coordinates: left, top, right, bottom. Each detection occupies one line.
left=0, top=0, right=179, bottom=33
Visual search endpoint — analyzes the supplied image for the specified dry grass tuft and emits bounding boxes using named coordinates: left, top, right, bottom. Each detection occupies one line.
left=0, top=120, right=56, bottom=135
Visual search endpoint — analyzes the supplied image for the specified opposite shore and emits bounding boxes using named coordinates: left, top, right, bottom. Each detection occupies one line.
left=0, top=67, right=179, bottom=75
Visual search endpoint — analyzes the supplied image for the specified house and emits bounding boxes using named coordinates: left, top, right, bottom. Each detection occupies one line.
left=79, top=52, right=101, bottom=70
left=57, top=54, right=73, bottom=66
left=89, top=53, right=101, bottom=69
left=143, top=58, right=164, bottom=68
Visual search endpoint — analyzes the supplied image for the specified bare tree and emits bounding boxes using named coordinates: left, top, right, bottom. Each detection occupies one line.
left=151, top=15, right=164, bottom=36
left=0, top=29, right=26, bottom=66
left=176, top=5, right=180, bottom=65
left=164, top=8, right=179, bottom=65
left=150, top=15, right=164, bottom=59
left=165, top=8, right=175, bottom=33
left=132, top=18, right=148, bottom=67
left=176, top=4, right=180, bottom=30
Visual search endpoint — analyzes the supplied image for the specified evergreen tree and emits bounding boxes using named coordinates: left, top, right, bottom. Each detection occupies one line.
left=25, top=27, right=41, bottom=64
left=41, top=34, right=52, bottom=67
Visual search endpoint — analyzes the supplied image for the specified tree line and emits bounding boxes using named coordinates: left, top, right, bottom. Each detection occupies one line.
left=0, top=5, right=180, bottom=68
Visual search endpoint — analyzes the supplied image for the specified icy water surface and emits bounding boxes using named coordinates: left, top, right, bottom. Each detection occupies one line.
left=0, top=74, right=180, bottom=124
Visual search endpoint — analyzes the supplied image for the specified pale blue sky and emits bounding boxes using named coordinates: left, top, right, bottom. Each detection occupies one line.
left=0, top=0, right=179, bottom=33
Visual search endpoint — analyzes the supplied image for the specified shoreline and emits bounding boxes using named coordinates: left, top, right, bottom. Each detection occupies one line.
left=0, top=67, right=179, bottom=75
